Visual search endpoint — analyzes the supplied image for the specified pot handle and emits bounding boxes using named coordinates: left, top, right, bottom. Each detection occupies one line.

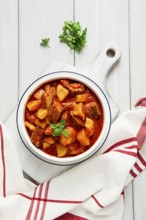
left=82, top=42, right=121, bottom=121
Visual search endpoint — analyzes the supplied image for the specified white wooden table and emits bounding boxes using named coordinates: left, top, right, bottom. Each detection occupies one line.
left=0, top=0, right=146, bottom=219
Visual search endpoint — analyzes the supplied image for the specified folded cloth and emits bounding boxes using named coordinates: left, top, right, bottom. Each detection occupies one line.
left=0, top=99, right=146, bottom=220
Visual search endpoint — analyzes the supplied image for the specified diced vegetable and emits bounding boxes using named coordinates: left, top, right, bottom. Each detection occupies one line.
left=56, top=144, right=67, bottom=157
left=59, top=127, right=76, bottom=145
left=34, top=119, right=47, bottom=129
left=57, top=84, right=69, bottom=101
left=37, top=108, right=48, bottom=119
left=85, top=117, right=95, bottom=137
left=77, top=129, right=90, bottom=146
left=43, top=142, right=51, bottom=150
left=76, top=94, right=88, bottom=102
left=42, top=137, right=55, bottom=150
left=72, top=103, right=85, bottom=120
left=33, top=89, right=44, bottom=100
left=25, top=121, right=36, bottom=131
left=44, top=126, right=53, bottom=135
left=27, top=100, right=41, bottom=111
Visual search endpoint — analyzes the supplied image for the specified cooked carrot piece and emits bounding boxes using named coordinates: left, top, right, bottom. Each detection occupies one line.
left=44, top=126, right=53, bottom=135
left=27, top=100, right=41, bottom=111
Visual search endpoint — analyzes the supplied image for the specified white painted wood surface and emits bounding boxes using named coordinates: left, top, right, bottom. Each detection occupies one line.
left=0, top=0, right=146, bottom=219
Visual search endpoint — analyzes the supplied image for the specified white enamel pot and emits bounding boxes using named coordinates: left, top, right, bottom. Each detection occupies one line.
left=16, top=43, right=121, bottom=166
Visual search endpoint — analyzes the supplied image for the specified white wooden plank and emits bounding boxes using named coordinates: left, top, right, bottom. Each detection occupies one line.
left=75, top=0, right=130, bottom=114
left=130, top=0, right=146, bottom=107
left=130, top=1, right=146, bottom=219
left=19, top=0, right=74, bottom=96
left=75, top=1, right=133, bottom=220
left=0, top=0, right=18, bottom=121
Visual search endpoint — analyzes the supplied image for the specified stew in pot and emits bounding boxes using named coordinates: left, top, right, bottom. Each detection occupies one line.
left=24, top=79, right=103, bottom=158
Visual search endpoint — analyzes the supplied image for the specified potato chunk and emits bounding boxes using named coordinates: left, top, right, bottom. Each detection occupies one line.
left=76, top=94, right=88, bottom=102
left=27, top=100, right=41, bottom=111
left=56, top=144, right=67, bottom=157
left=42, top=137, right=55, bottom=150
left=72, top=103, right=85, bottom=120
left=85, top=118, right=95, bottom=137
left=25, top=121, right=36, bottom=131
left=59, top=127, right=76, bottom=146
left=34, top=119, right=47, bottom=129
left=33, top=89, right=44, bottom=99
left=37, top=108, right=48, bottom=119
left=77, top=129, right=90, bottom=146
left=57, top=84, right=69, bottom=101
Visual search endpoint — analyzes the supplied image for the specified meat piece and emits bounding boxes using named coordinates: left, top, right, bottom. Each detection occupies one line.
left=85, top=102, right=101, bottom=119
left=70, top=112, right=85, bottom=127
left=48, top=100, right=64, bottom=123
left=25, top=110, right=36, bottom=123
left=41, top=87, right=55, bottom=109
left=31, top=127, right=43, bottom=148
left=60, top=79, right=85, bottom=93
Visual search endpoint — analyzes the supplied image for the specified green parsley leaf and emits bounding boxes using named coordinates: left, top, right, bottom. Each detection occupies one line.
left=40, top=38, right=50, bottom=47
left=59, top=21, right=87, bottom=53
left=50, top=120, right=70, bottom=137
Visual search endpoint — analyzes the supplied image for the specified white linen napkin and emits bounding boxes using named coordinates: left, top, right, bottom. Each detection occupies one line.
left=0, top=91, right=146, bottom=220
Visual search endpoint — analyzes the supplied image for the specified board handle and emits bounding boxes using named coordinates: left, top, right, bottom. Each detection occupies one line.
left=82, top=43, right=121, bottom=121
left=82, top=42, right=121, bottom=83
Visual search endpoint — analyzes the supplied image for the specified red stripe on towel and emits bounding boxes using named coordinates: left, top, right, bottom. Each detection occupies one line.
left=137, top=152, right=146, bottom=166
left=134, top=162, right=143, bottom=173
left=25, top=187, right=37, bottom=220
left=34, top=184, right=43, bottom=220
left=114, top=149, right=137, bottom=157
left=0, top=124, right=6, bottom=197
left=104, top=137, right=137, bottom=153
left=40, top=181, right=50, bottom=220
left=137, top=117, right=146, bottom=149
left=91, top=195, right=104, bottom=208
left=130, top=169, right=137, bottom=178
left=19, top=193, right=82, bottom=204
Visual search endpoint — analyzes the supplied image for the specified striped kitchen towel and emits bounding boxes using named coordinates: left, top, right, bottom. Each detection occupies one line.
left=0, top=98, right=146, bottom=220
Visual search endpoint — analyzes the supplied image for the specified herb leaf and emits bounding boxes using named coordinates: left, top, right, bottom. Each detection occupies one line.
left=50, top=120, right=69, bottom=137
left=40, top=38, right=50, bottom=47
left=59, top=21, right=87, bottom=53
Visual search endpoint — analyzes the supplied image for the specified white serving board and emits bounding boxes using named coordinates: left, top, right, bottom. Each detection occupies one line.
left=5, top=43, right=121, bottom=183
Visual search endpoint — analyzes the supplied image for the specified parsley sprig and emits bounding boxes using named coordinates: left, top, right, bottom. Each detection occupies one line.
left=59, top=21, right=87, bottom=53
left=40, top=38, right=50, bottom=47
left=50, top=120, right=69, bottom=137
